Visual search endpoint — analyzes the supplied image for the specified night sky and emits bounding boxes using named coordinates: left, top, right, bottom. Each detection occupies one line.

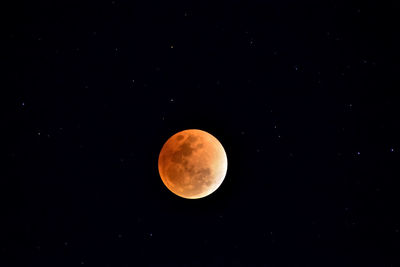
left=2, top=0, right=400, bottom=266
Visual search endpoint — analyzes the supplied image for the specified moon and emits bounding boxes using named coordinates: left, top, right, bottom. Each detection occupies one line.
left=158, top=129, right=228, bottom=199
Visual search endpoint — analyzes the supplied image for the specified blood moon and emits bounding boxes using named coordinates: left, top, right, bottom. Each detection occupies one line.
left=158, top=129, right=228, bottom=199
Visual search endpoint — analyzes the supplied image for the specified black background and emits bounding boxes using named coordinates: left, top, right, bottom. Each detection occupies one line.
left=1, top=0, right=400, bottom=266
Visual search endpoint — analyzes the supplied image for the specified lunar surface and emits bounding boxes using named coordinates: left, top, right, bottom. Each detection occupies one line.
left=158, top=129, right=228, bottom=199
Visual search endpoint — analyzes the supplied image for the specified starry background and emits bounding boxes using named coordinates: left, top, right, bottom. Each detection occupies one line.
left=1, top=0, right=400, bottom=266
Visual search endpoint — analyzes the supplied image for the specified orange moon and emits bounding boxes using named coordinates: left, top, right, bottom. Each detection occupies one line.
left=158, top=129, right=228, bottom=199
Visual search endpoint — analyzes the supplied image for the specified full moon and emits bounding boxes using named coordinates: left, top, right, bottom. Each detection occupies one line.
left=158, top=129, right=228, bottom=199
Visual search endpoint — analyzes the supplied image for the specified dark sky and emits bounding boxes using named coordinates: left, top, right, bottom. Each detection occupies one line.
left=2, top=0, right=399, bottom=266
